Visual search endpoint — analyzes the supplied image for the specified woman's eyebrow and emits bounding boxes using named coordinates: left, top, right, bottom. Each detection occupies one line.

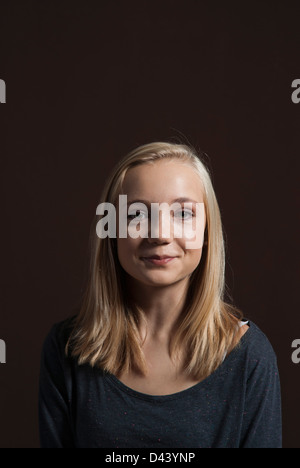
left=126, top=197, right=200, bottom=205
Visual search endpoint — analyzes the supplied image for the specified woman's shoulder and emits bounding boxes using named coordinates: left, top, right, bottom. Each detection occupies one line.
left=237, top=319, right=279, bottom=371
left=41, top=315, right=76, bottom=359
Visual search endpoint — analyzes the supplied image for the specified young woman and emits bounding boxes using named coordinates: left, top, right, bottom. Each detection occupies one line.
left=39, top=142, right=282, bottom=448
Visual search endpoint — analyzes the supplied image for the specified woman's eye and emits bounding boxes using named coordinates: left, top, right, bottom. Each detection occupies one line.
left=175, top=210, right=193, bottom=220
left=127, top=210, right=146, bottom=220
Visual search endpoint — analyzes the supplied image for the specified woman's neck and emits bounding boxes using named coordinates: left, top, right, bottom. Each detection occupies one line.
left=125, top=275, right=190, bottom=341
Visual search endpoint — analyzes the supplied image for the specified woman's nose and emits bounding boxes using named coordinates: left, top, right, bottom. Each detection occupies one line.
left=147, top=206, right=174, bottom=244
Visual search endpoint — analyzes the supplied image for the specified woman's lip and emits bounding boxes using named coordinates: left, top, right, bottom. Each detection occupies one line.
left=141, top=256, right=176, bottom=265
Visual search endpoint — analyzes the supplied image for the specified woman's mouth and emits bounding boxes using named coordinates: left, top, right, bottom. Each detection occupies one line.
left=140, top=255, right=177, bottom=266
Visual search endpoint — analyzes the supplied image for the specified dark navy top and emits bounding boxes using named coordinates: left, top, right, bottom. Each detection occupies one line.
left=38, top=318, right=282, bottom=448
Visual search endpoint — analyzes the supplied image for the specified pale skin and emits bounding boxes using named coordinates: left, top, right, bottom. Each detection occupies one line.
left=116, top=159, right=248, bottom=395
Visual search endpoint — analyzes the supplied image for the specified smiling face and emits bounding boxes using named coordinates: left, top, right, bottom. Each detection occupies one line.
left=116, top=159, right=206, bottom=289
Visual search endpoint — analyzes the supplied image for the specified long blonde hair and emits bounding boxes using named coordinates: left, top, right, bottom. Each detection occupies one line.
left=66, top=142, right=243, bottom=380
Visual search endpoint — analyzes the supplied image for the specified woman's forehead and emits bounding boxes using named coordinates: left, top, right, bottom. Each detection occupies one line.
left=122, top=159, right=205, bottom=202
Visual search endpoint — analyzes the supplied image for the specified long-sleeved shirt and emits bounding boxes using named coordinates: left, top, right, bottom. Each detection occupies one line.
left=38, top=317, right=282, bottom=448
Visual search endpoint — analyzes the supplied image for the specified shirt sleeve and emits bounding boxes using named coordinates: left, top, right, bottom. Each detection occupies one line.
left=38, top=325, right=75, bottom=448
left=240, top=344, right=282, bottom=448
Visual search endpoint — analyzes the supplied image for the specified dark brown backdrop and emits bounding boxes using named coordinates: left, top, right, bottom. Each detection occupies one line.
left=0, top=0, right=299, bottom=448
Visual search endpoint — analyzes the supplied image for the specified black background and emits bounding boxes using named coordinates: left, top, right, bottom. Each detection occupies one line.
left=0, top=0, right=299, bottom=448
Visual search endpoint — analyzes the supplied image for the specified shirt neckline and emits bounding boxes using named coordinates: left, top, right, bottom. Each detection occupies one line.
left=106, top=320, right=253, bottom=402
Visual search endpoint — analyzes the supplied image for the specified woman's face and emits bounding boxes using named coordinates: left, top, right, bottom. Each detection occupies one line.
left=116, top=159, right=206, bottom=289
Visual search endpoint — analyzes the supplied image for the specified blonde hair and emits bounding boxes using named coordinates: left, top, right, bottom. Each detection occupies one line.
left=66, top=142, right=243, bottom=380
